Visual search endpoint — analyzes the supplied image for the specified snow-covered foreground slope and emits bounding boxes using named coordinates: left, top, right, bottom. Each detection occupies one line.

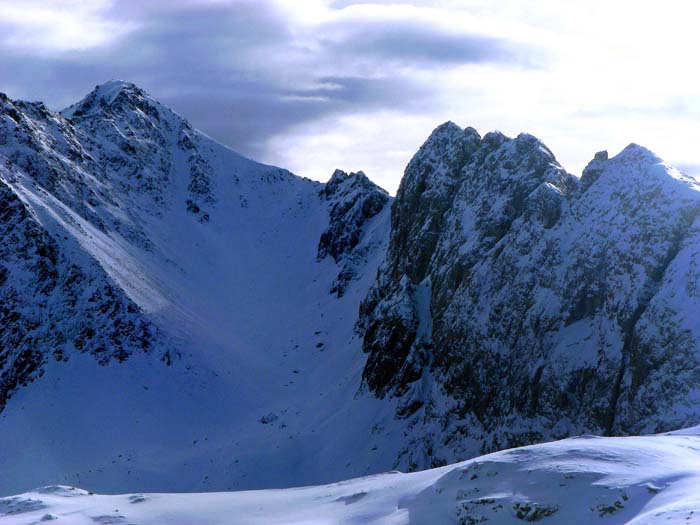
left=5, top=430, right=700, bottom=525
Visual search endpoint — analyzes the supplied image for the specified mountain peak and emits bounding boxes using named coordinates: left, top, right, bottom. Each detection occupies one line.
left=613, top=142, right=662, bottom=165
left=581, top=143, right=670, bottom=191
left=61, top=80, right=158, bottom=121
left=427, top=121, right=481, bottom=144
left=405, top=122, right=481, bottom=184
left=92, top=79, right=142, bottom=101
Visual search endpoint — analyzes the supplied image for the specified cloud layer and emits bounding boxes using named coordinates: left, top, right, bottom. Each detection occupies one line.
left=0, top=1, right=529, bottom=163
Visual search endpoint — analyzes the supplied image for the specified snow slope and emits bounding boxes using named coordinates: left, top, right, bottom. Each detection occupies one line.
left=5, top=429, right=700, bottom=524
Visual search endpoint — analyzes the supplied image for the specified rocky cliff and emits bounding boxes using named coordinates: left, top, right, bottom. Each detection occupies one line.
left=359, top=122, right=700, bottom=467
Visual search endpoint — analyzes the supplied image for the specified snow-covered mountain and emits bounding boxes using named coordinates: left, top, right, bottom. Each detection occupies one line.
left=359, top=123, right=700, bottom=469
left=2, top=81, right=700, bottom=500
left=5, top=428, right=700, bottom=524
left=0, top=81, right=394, bottom=494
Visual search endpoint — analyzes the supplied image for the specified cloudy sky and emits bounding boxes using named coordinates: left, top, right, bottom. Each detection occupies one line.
left=1, top=0, right=698, bottom=192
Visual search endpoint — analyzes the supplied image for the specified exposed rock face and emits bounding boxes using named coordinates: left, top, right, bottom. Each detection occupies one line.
left=358, top=123, right=482, bottom=395
left=318, top=169, right=390, bottom=297
left=359, top=122, right=700, bottom=467
left=0, top=169, right=159, bottom=412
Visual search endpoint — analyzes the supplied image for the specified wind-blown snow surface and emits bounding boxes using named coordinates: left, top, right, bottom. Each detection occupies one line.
left=5, top=430, right=700, bottom=524
left=0, top=81, right=395, bottom=494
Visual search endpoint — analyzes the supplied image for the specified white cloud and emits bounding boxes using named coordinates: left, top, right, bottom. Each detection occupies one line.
left=266, top=0, right=700, bottom=190
left=0, top=0, right=134, bottom=52
left=267, top=110, right=441, bottom=191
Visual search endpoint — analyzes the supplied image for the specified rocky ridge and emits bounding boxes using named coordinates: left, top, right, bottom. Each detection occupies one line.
left=359, top=122, right=700, bottom=468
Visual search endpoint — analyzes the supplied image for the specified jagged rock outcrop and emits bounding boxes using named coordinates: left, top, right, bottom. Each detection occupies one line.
left=359, top=122, right=700, bottom=468
left=318, top=169, right=390, bottom=297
